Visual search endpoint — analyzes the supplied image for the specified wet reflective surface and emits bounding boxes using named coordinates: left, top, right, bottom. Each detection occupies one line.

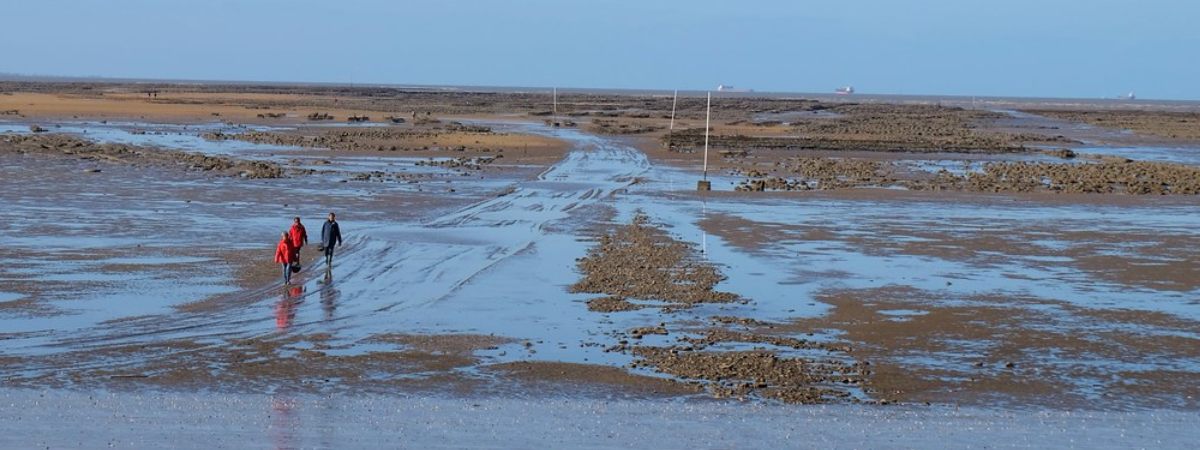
left=2, top=117, right=1200, bottom=443
left=2, top=388, right=1194, bottom=449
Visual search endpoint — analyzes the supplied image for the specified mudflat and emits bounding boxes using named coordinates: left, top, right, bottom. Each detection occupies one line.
left=2, top=81, right=1199, bottom=445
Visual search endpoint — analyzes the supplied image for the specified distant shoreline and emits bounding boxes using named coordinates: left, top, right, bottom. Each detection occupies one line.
left=2, top=73, right=1198, bottom=106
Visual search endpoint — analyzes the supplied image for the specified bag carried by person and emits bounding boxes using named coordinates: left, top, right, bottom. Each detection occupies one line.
left=290, top=261, right=302, bottom=273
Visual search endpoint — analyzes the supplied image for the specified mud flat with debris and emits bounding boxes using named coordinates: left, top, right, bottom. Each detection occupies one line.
left=569, top=215, right=867, bottom=404
left=202, top=121, right=566, bottom=165
left=729, top=155, right=1200, bottom=194
left=1020, top=108, right=1200, bottom=142
left=1, top=133, right=289, bottom=178
left=2, top=81, right=1200, bottom=447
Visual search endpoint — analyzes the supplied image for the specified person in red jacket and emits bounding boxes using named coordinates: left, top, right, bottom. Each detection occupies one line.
left=289, top=217, right=308, bottom=262
left=275, top=231, right=296, bottom=285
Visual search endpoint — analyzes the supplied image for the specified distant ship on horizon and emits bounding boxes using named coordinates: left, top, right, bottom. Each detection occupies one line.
left=1120, top=91, right=1136, bottom=100
left=716, top=84, right=753, bottom=93
left=835, top=85, right=854, bottom=95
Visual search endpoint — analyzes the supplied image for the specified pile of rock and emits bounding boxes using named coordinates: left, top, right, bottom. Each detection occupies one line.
left=414, top=156, right=498, bottom=171
left=960, top=160, right=1200, bottom=194
left=735, top=157, right=895, bottom=191
left=570, top=214, right=738, bottom=307
left=588, top=119, right=663, bottom=135
left=1, top=134, right=287, bottom=179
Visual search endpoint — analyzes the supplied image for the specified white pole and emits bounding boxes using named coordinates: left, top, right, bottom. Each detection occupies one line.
left=703, top=91, right=711, bottom=180
left=669, top=89, right=678, bottom=131
left=553, top=87, right=557, bottom=116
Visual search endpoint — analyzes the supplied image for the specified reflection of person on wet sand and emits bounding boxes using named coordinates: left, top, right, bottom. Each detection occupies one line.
left=321, top=266, right=337, bottom=321
left=319, top=212, right=343, bottom=264
left=289, top=217, right=308, bottom=262
left=269, top=396, right=297, bottom=449
left=274, top=232, right=296, bottom=285
left=276, top=285, right=304, bottom=329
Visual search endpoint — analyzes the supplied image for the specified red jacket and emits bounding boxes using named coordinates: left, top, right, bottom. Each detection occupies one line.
left=275, top=238, right=295, bottom=264
left=289, top=224, right=308, bottom=249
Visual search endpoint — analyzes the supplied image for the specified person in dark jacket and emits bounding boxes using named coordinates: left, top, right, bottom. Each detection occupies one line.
left=274, top=232, right=295, bottom=285
left=321, top=212, right=343, bottom=264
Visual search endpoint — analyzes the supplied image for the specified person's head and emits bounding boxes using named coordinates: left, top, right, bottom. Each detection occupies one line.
left=293, top=217, right=301, bottom=224
left=328, top=212, right=336, bottom=221
left=281, top=232, right=288, bottom=240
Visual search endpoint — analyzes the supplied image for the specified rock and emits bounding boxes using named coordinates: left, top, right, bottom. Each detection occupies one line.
left=1044, top=148, right=1077, bottom=159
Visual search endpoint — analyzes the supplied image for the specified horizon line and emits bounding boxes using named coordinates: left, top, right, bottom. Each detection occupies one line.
left=1, top=72, right=1196, bottom=105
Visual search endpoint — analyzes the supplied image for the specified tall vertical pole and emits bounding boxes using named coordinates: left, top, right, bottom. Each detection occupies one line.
left=553, top=87, right=558, bottom=116
left=666, top=89, right=678, bottom=149
left=669, top=89, right=678, bottom=131
left=703, top=91, right=711, bottom=180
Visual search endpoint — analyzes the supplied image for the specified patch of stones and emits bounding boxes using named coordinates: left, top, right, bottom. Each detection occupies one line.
left=573, top=214, right=874, bottom=404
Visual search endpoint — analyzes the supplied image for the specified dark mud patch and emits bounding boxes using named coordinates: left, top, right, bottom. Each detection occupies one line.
left=5, top=333, right=512, bottom=395
left=698, top=213, right=836, bottom=254
left=588, top=119, right=664, bottom=135
left=630, top=347, right=866, bottom=404
left=709, top=316, right=776, bottom=328
left=573, top=215, right=869, bottom=404
left=364, top=333, right=512, bottom=355
left=485, top=361, right=697, bottom=397
left=668, top=103, right=1073, bottom=154
left=731, top=156, right=1200, bottom=195
left=570, top=214, right=740, bottom=310
left=785, top=286, right=1200, bottom=409
left=1, top=133, right=289, bottom=178
left=1022, top=109, right=1200, bottom=142
left=204, top=125, right=567, bottom=164
left=910, top=159, right=1200, bottom=195
left=0, top=296, right=62, bottom=318
left=702, top=212, right=1200, bottom=294
left=624, top=326, right=867, bottom=404
left=586, top=296, right=649, bottom=313
left=838, top=224, right=1200, bottom=293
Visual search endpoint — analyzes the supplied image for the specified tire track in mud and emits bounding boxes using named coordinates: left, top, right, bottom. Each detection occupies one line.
left=8, top=127, right=654, bottom=378
left=372, top=141, right=650, bottom=310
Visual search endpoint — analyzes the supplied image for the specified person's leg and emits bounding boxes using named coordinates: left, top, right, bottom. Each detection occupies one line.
left=283, top=263, right=291, bottom=284
left=324, top=244, right=334, bottom=264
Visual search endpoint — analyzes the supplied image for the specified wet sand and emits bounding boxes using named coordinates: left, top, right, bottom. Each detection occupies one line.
left=5, top=389, right=1194, bottom=449
left=3, top=82, right=1200, bottom=445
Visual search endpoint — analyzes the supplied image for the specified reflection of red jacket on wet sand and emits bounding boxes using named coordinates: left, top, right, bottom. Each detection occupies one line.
left=276, top=286, right=303, bottom=329
left=275, top=237, right=295, bottom=265
left=289, top=223, right=308, bottom=259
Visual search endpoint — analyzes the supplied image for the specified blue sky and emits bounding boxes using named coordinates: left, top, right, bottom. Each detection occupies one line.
left=3, top=0, right=1198, bottom=100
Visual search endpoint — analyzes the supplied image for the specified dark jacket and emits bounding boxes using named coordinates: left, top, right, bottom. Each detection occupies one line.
left=322, top=220, right=342, bottom=248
